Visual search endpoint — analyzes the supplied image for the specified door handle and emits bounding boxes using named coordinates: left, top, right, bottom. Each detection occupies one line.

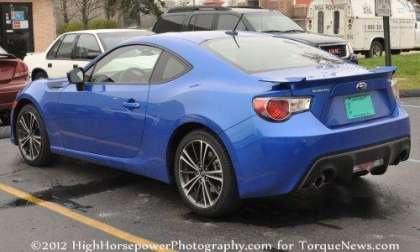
left=123, top=101, right=140, bottom=109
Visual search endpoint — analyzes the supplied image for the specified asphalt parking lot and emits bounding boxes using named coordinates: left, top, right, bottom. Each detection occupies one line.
left=0, top=98, right=419, bottom=252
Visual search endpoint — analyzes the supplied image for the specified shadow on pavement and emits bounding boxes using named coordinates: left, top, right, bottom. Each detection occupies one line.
left=0, top=151, right=411, bottom=229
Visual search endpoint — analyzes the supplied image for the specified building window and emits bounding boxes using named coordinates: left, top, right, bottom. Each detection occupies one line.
left=334, top=11, right=340, bottom=34
left=317, top=11, right=324, bottom=34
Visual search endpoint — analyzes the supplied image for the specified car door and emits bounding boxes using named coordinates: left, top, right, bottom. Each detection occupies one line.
left=73, top=34, right=102, bottom=63
left=56, top=45, right=162, bottom=158
left=47, top=33, right=87, bottom=78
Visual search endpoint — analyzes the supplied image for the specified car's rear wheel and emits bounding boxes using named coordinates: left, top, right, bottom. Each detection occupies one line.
left=16, top=104, right=53, bottom=166
left=369, top=40, right=384, bottom=58
left=174, top=130, right=241, bottom=217
left=0, top=112, right=11, bottom=126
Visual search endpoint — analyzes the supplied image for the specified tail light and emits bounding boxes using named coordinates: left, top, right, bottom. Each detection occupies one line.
left=253, top=97, right=311, bottom=121
left=14, top=61, right=29, bottom=79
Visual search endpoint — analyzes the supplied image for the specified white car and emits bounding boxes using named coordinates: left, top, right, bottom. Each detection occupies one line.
left=24, top=29, right=154, bottom=80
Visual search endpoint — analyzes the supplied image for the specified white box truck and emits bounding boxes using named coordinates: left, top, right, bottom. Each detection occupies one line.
left=307, top=0, right=420, bottom=57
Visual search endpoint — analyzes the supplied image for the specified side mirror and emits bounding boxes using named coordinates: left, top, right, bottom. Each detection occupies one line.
left=67, top=67, right=85, bottom=91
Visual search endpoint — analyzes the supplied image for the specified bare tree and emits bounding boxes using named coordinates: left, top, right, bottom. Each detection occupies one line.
left=74, top=0, right=104, bottom=29
left=119, top=0, right=163, bottom=27
left=103, top=0, right=118, bottom=20
left=56, top=0, right=75, bottom=23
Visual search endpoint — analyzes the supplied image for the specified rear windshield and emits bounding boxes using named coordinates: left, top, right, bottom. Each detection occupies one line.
left=98, top=31, right=154, bottom=51
left=202, top=36, right=343, bottom=73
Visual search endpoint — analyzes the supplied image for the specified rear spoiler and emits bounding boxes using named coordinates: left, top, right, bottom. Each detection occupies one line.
left=259, top=66, right=397, bottom=90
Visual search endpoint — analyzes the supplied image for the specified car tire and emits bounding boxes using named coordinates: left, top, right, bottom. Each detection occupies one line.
left=0, top=112, right=11, bottom=126
left=368, top=40, right=384, bottom=58
left=16, top=104, right=54, bottom=166
left=32, top=71, right=48, bottom=80
left=174, top=129, right=241, bottom=217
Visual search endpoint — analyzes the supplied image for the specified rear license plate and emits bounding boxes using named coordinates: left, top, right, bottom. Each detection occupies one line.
left=345, top=94, right=376, bottom=119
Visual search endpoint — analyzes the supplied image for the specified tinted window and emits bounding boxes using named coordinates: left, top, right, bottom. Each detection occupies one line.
left=74, top=34, right=101, bottom=60
left=317, top=11, right=324, bottom=34
left=97, top=31, right=154, bottom=51
left=154, top=15, right=186, bottom=33
left=216, top=14, right=246, bottom=30
left=90, top=45, right=161, bottom=84
left=334, top=11, right=340, bottom=34
left=416, top=8, right=420, bottom=21
left=47, top=37, right=63, bottom=59
left=151, top=52, right=190, bottom=83
left=190, top=14, right=214, bottom=31
left=203, top=36, right=343, bottom=74
left=56, top=34, right=77, bottom=59
left=244, top=11, right=303, bottom=32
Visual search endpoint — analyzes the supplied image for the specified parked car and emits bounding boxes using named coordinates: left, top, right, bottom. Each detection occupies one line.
left=11, top=31, right=410, bottom=216
left=24, top=29, right=154, bottom=80
left=307, top=0, right=420, bottom=57
left=153, top=6, right=357, bottom=62
left=0, top=46, right=29, bottom=125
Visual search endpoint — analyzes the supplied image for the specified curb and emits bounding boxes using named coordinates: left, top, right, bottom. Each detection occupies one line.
left=400, top=89, right=420, bottom=98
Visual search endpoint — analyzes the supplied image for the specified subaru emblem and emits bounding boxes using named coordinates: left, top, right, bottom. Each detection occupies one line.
left=356, top=82, right=368, bottom=91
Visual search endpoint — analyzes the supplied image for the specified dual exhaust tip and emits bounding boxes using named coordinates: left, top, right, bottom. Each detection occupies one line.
left=310, top=149, right=409, bottom=190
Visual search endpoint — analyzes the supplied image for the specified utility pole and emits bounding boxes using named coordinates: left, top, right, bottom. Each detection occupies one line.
left=375, top=0, right=392, bottom=66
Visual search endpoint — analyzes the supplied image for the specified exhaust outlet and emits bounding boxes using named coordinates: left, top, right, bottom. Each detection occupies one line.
left=312, top=169, right=336, bottom=189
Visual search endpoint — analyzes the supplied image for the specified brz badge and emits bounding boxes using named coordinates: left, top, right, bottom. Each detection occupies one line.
left=356, top=82, right=368, bottom=91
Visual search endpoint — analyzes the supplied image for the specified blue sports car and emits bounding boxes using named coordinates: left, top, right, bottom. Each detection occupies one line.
left=11, top=31, right=410, bottom=216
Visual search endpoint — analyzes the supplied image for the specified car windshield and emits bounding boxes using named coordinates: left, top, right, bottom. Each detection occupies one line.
left=244, top=11, right=304, bottom=33
left=202, top=36, right=343, bottom=73
left=0, top=46, right=7, bottom=54
left=98, top=31, right=153, bottom=51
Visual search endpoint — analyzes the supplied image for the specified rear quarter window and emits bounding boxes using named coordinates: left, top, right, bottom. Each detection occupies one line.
left=189, top=14, right=214, bottom=31
left=154, top=15, right=186, bottom=33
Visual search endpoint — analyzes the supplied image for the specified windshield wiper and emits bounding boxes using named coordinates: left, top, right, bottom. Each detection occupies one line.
left=261, top=30, right=285, bottom=33
left=283, top=29, right=304, bottom=33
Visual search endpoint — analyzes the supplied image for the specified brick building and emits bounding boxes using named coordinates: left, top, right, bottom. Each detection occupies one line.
left=0, top=0, right=56, bottom=58
left=259, top=0, right=311, bottom=27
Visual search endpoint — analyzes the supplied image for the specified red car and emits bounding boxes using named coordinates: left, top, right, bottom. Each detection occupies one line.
left=0, top=46, right=29, bottom=125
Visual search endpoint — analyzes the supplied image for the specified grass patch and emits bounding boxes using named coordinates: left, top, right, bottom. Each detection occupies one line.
left=359, top=53, right=420, bottom=90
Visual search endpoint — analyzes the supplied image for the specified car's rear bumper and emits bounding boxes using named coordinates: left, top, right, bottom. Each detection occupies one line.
left=224, top=104, right=410, bottom=198
left=297, top=137, right=410, bottom=190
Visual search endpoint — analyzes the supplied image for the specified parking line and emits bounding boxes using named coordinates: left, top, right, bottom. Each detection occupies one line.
left=0, top=183, right=175, bottom=252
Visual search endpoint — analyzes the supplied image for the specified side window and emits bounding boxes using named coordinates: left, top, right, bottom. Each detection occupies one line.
left=333, top=11, right=340, bottom=34
left=216, top=14, right=246, bottom=31
left=56, top=34, right=77, bottom=59
left=47, top=37, right=63, bottom=59
left=154, top=15, right=186, bottom=33
left=90, top=45, right=162, bottom=84
left=189, top=14, right=214, bottom=31
left=317, top=11, right=324, bottom=34
left=151, top=52, right=190, bottom=83
left=74, top=34, right=101, bottom=60
left=416, top=8, right=420, bottom=22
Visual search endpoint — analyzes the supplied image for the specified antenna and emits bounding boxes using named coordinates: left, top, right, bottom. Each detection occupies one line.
left=226, top=13, right=244, bottom=36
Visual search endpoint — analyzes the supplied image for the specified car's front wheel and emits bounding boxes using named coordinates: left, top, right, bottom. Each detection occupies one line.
left=16, top=104, right=53, bottom=166
left=174, top=130, right=241, bottom=217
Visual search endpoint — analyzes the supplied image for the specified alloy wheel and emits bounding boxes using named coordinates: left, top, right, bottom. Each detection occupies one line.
left=17, top=111, right=42, bottom=161
left=178, top=140, right=224, bottom=208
